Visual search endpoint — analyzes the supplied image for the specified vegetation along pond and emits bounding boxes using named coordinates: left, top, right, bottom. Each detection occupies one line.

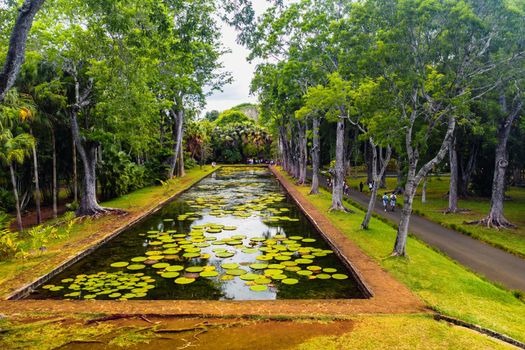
left=29, top=167, right=365, bottom=301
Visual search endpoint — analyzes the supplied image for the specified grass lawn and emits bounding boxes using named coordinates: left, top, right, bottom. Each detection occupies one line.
left=0, top=314, right=513, bottom=350
left=281, top=169, right=525, bottom=343
left=0, top=166, right=216, bottom=298
left=347, top=174, right=525, bottom=257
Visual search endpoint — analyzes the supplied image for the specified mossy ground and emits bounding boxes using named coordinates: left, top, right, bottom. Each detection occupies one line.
left=347, top=175, right=525, bottom=257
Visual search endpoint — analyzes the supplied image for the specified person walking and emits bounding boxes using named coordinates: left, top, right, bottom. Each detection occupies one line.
left=390, top=193, right=397, bottom=212
left=359, top=181, right=364, bottom=192
left=382, top=193, right=389, bottom=212
left=368, top=182, right=373, bottom=192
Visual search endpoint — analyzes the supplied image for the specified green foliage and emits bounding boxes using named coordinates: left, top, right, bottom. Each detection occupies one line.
left=215, top=109, right=254, bottom=126
left=0, top=212, right=20, bottom=259
left=0, top=188, right=15, bottom=212
left=98, top=147, right=148, bottom=200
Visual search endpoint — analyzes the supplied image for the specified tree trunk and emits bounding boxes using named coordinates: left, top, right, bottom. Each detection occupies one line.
left=446, top=134, right=459, bottom=213
left=30, top=129, right=41, bottom=224
left=9, top=163, right=23, bottom=231
left=72, top=127, right=78, bottom=203
left=168, top=109, right=184, bottom=178
left=393, top=182, right=416, bottom=256
left=176, top=139, right=185, bottom=177
left=330, top=119, right=348, bottom=212
left=0, top=0, right=46, bottom=102
left=362, top=141, right=391, bottom=229
left=392, top=115, right=456, bottom=256
left=51, top=128, right=57, bottom=218
left=71, top=111, right=105, bottom=216
left=297, top=121, right=307, bottom=185
left=396, top=155, right=404, bottom=193
left=365, top=141, right=373, bottom=184
left=474, top=95, right=522, bottom=228
left=458, top=142, right=478, bottom=197
left=310, top=116, right=320, bottom=195
left=422, top=175, right=427, bottom=204
left=279, top=126, right=289, bottom=171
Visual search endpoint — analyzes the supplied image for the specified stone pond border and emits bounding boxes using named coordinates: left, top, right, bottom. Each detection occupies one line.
left=0, top=165, right=427, bottom=317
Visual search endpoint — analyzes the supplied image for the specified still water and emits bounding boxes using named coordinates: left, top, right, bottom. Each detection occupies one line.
left=29, top=167, right=365, bottom=300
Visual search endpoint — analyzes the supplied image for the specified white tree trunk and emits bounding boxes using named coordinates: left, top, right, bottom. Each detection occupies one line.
left=51, top=128, right=57, bottom=218
left=9, top=163, right=23, bottom=231
left=310, top=116, right=320, bottom=195
left=330, top=119, right=348, bottom=211
left=446, top=134, right=459, bottom=213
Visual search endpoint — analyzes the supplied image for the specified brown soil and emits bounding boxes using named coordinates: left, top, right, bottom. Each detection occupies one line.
left=59, top=317, right=356, bottom=350
left=9, top=202, right=68, bottom=231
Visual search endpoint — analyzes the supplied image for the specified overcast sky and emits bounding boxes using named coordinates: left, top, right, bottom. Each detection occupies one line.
left=204, top=2, right=271, bottom=114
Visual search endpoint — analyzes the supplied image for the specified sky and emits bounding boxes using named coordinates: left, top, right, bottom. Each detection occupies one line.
left=203, top=2, right=271, bottom=114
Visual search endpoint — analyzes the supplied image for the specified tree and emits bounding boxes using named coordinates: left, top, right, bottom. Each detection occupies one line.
left=0, top=0, right=46, bottom=102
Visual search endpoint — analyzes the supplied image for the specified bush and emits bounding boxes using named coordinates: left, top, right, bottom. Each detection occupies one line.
left=0, top=212, right=20, bottom=259
left=99, top=147, right=148, bottom=200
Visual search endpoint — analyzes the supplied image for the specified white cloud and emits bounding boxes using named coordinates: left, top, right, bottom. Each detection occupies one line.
left=203, top=2, right=272, bottom=114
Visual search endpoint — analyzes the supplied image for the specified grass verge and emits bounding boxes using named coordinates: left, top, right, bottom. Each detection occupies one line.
left=280, top=169, right=525, bottom=343
left=347, top=175, right=525, bottom=258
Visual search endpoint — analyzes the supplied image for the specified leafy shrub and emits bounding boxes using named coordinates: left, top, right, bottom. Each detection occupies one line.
left=184, top=155, right=197, bottom=170
left=0, top=212, right=20, bottom=259
left=99, top=147, right=148, bottom=200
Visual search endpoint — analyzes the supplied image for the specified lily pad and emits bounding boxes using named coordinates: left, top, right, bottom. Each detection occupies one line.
left=166, top=265, right=184, bottom=272
left=332, top=273, right=349, bottom=280
left=110, top=262, right=129, bottom=268
left=249, top=263, right=268, bottom=270
left=160, top=272, right=180, bottom=278
left=281, top=278, right=299, bottom=285
left=221, top=263, right=239, bottom=270
left=323, top=268, right=337, bottom=273
left=152, top=263, right=170, bottom=269
left=131, top=257, right=148, bottom=262
left=250, top=285, right=268, bottom=292
left=316, top=274, right=331, bottom=280
left=186, top=266, right=204, bottom=273
left=226, top=268, right=247, bottom=276
left=200, top=271, right=219, bottom=278
left=174, top=277, right=195, bottom=285
left=127, top=264, right=146, bottom=270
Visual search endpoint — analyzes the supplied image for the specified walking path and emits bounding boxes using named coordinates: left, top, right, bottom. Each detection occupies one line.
left=307, top=170, right=525, bottom=292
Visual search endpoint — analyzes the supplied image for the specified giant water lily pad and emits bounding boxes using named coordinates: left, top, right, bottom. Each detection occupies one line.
left=250, top=285, right=268, bottom=292
left=316, top=274, right=331, bottom=280
left=152, top=263, right=170, bottom=269
left=221, top=263, right=239, bottom=270
left=174, top=277, right=195, bottom=285
left=332, top=274, right=349, bottom=280
left=186, top=266, right=204, bottom=273
left=166, top=265, right=184, bottom=272
left=110, top=262, right=130, bottom=268
left=160, top=272, right=180, bottom=278
left=281, top=278, right=299, bottom=285
left=226, top=268, right=247, bottom=276
left=127, top=264, right=146, bottom=270
left=249, top=263, right=268, bottom=270
left=200, top=271, right=219, bottom=278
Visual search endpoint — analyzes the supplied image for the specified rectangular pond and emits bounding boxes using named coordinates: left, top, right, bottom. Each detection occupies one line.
left=28, top=167, right=366, bottom=300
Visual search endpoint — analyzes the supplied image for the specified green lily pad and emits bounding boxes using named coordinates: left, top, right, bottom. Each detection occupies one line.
left=306, top=266, right=322, bottom=271
left=127, top=264, right=146, bottom=270
left=166, top=265, right=184, bottom=272
left=302, top=238, right=316, bottom=243
left=323, top=268, right=337, bottom=273
left=183, top=252, right=201, bottom=258
left=152, top=263, right=170, bottom=269
left=200, top=271, right=219, bottom=278
left=295, top=259, right=313, bottom=265
left=264, top=269, right=282, bottom=276
left=250, top=285, right=268, bottom=292
left=174, top=277, right=195, bottom=285
left=316, top=274, right=331, bottom=280
left=131, top=257, right=148, bottom=262
left=332, top=274, right=349, bottom=280
left=221, top=274, right=235, bottom=281
left=185, top=266, right=204, bottom=273
left=254, top=277, right=272, bottom=285
left=161, top=272, right=180, bottom=278
left=249, top=263, right=268, bottom=270
left=268, top=264, right=285, bottom=270
left=226, top=268, right=247, bottom=276
left=281, top=278, right=299, bottom=285
left=271, top=274, right=287, bottom=280
left=216, top=252, right=235, bottom=258
left=239, top=273, right=260, bottom=281
left=297, top=270, right=313, bottom=276
left=221, top=263, right=239, bottom=269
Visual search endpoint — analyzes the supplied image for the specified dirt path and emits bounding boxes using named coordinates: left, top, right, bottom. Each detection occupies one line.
left=307, top=169, right=525, bottom=292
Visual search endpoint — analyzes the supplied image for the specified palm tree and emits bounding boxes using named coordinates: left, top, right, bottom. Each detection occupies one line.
left=0, top=129, right=35, bottom=231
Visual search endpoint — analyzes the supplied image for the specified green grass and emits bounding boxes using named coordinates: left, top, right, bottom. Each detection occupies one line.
left=296, top=315, right=512, bottom=350
left=283, top=170, right=525, bottom=342
left=347, top=175, right=525, bottom=257
left=0, top=166, right=216, bottom=298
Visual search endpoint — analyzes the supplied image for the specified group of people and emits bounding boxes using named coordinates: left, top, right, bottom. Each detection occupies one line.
left=382, top=193, right=397, bottom=212
left=326, top=177, right=351, bottom=196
